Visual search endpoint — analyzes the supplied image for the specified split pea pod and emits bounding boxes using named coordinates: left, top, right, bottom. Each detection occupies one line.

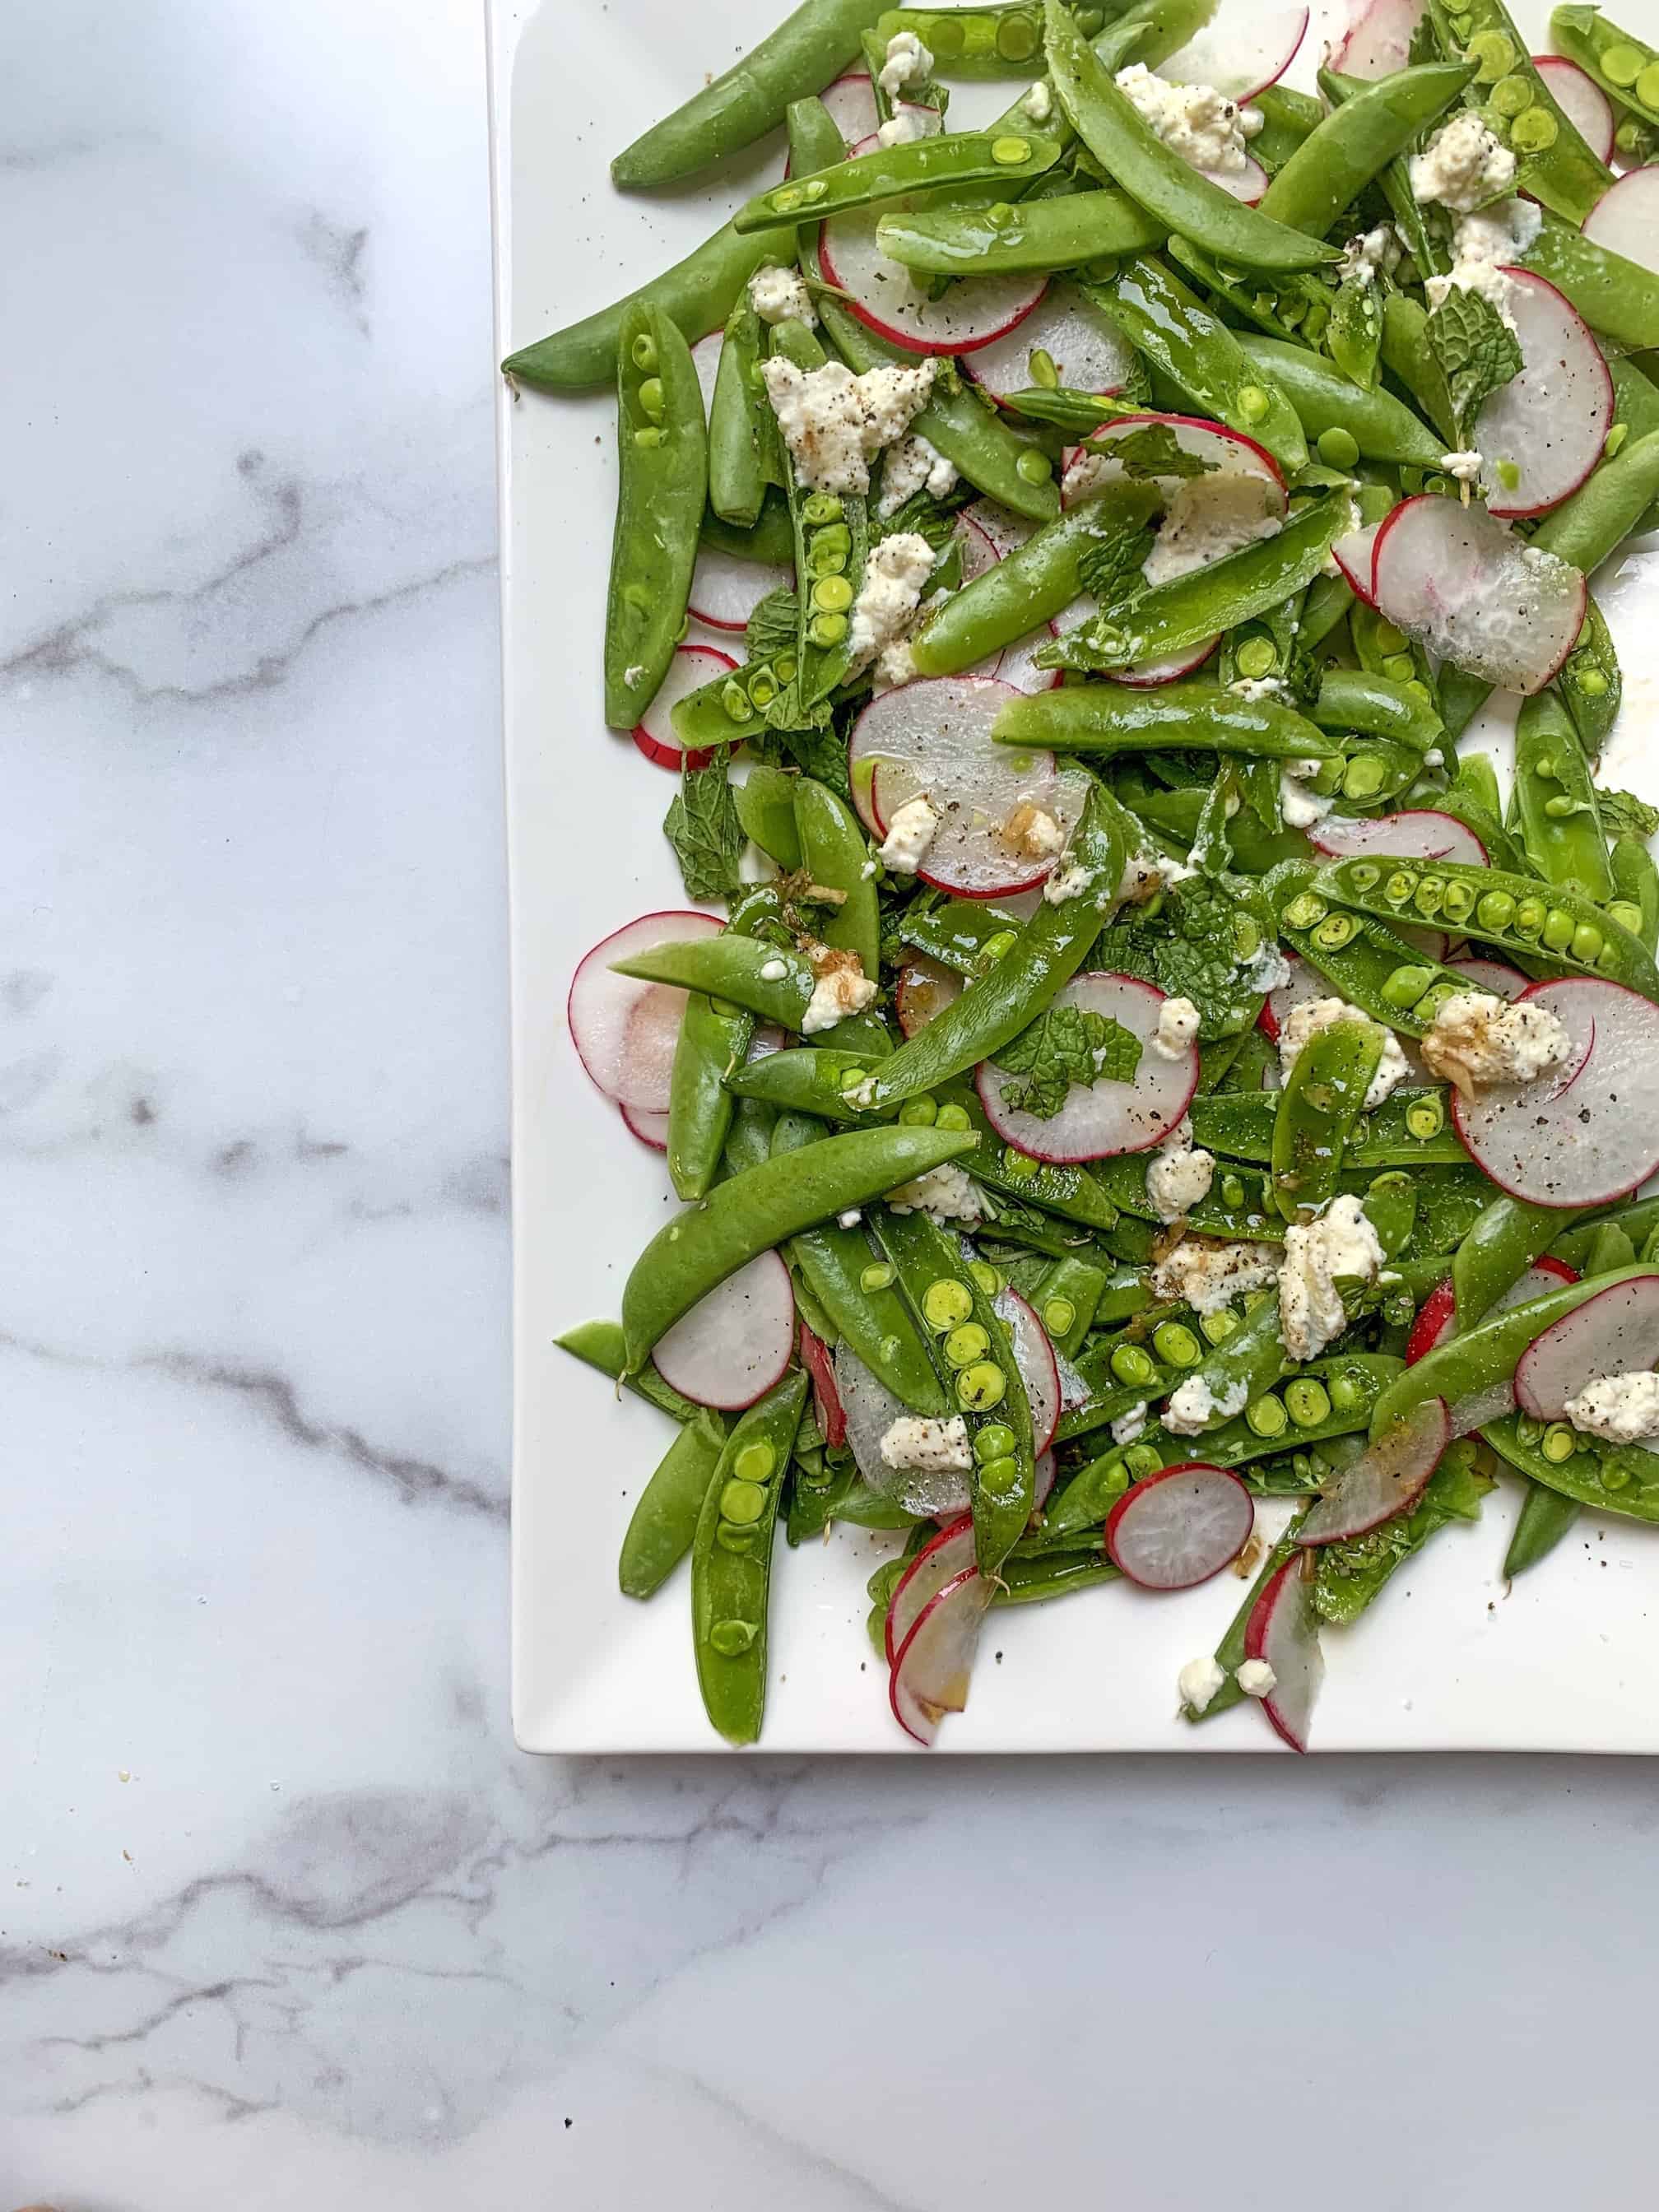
left=876, top=188, right=1166, bottom=276
left=1269, top=859, right=1478, bottom=1038
left=989, top=681, right=1342, bottom=760
left=736, top=129, right=1063, bottom=235
left=604, top=302, right=708, bottom=731
left=769, top=315, right=876, bottom=706
left=1191, top=1085, right=1466, bottom=1169
left=619, top=1124, right=977, bottom=1371
left=1426, top=0, right=1614, bottom=225
left=1551, top=4, right=1659, bottom=150
left=1259, top=62, right=1476, bottom=239
left=611, top=0, right=889, bottom=190
left=620, top=1410, right=728, bottom=1599
left=1234, top=337, right=1444, bottom=468
left=1486, top=1405, right=1659, bottom=1524
left=875, top=2, right=1057, bottom=75
left=1271, top=1020, right=1387, bottom=1222
left=1511, top=691, right=1612, bottom=904
left=690, top=1369, right=809, bottom=1746
left=709, top=294, right=783, bottom=530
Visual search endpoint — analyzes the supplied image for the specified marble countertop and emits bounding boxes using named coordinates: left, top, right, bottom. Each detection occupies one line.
left=5, top=0, right=1659, bottom=2203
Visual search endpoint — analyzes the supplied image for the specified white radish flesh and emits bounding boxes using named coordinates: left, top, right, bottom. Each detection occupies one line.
left=568, top=910, right=723, bottom=1112
left=890, top=1568, right=992, bottom=1745
left=1243, top=1554, right=1325, bottom=1753
left=1104, top=1462, right=1254, bottom=1588
left=1452, top=978, right=1659, bottom=1208
left=1447, top=956, right=1527, bottom=1000
left=1475, top=272, right=1611, bottom=518
left=1310, top=811, right=1488, bottom=867
left=634, top=644, right=735, bottom=771
left=819, top=72, right=880, bottom=147
left=1159, top=0, right=1310, bottom=100
left=1515, top=1276, right=1659, bottom=1420
left=652, top=1249, right=797, bottom=1411
left=1201, top=153, right=1270, bottom=205
left=1295, top=1397, right=1450, bottom=1545
left=834, top=1343, right=970, bottom=1517
left=996, top=1287, right=1062, bottom=1454
left=688, top=548, right=795, bottom=633
left=1535, top=55, right=1615, bottom=165
left=1062, top=411, right=1284, bottom=510
left=1330, top=0, right=1426, bottom=80
left=886, top=1517, right=975, bottom=1666
left=895, top=957, right=964, bottom=1037
left=620, top=1102, right=671, bottom=1151
left=690, top=330, right=723, bottom=420
left=976, top=973, right=1201, bottom=1162
left=1369, top=495, right=1587, bottom=695
left=1330, top=520, right=1382, bottom=606
left=964, top=281, right=1135, bottom=405
left=1582, top=167, right=1659, bottom=276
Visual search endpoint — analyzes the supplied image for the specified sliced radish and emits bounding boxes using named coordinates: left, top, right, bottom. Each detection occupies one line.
left=1448, top=955, right=1527, bottom=1000
left=964, top=499, right=1035, bottom=557
left=849, top=676, right=1088, bottom=896
left=999, top=624, right=1066, bottom=694
left=690, top=330, right=723, bottom=421
left=1406, top=1277, right=1456, bottom=1366
left=1261, top=950, right=1327, bottom=1045
left=820, top=141, right=1048, bottom=356
left=1330, top=520, right=1382, bottom=607
left=1310, top=811, right=1488, bottom=867
left=1516, top=1274, right=1659, bottom=1420
left=620, top=1102, right=671, bottom=1151
left=1160, top=0, right=1309, bottom=100
left=1475, top=272, right=1611, bottom=519
left=1295, top=1397, right=1450, bottom=1546
left=688, top=548, right=794, bottom=634
left=1243, top=1554, right=1324, bottom=1754
left=1062, top=411, right=1285, bottom=511
left=1329, top=0, right=1425, bottom=80
left=1034, top=1446, right=1057, bottom=1510
left=819, top=72, right=880, bottom=148
left=1500, top=1257, right=1579, bottom=1308
left=1413, top=1257, right=1579, bottom=1433
left=997, top=1288, right=1061, bottom=1455
left=964, top=281, right=1135, bottom=407
left=632, top=644, right=736, bottom=771
left=1369, top=495, right=1587, bottom=695
left=652, top=1249, right=796, bottom=1411
left=835, top=1342, right=971, bottom=1517
left=568, top=910, right=723, bottom=1112
left=1582, top=167, right=1659, bottom=276
left=890, top=1567, right=992, bottom=1745
left=886, top=1517, right=976, bottom=1667
left=798, top=1321, right=847, bottom=1448
left=1452, top=978, right=1659, bottom=1208
left=977, top=973, right=1201, bottom=1162
left=896, top=956, right=964, bottom=1038
left=1104, top=1462, right=1253, bottom=1588
left=1535, top=55, right=1615, bottom=166
left=1201, top=154, right=1269, bottom=206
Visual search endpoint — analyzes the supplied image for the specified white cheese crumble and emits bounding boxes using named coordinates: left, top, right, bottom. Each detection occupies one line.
left=1119, top=848, right=1197, bottom=904
left=1280, top=758, right=1336, bottom=830
left=760, top=357, right=936, bottom=496
left=1242, top=942, right=1292, bottom=995
left=1141, top=470, right=1283, bottom=590
left=848, top=532, right=936, bottom=676
left=748, top=264, right=816, bottom=328
left=1278, top=1194, right=1385, bottom=1363
left=1441, top=448, right=1484, bottom=485
left=1236, top=1658, right=1277, bottom=1698
left=1337, top=223, right=1402, bottom=289
left=1146, top=1117, right=1216, bottom=1223
left=1043, top=861, right=1098, bottom=905
left=1178, top=1652, right=1229, bottom=1715
left=879, top=29, right=933, bottom=98
left=880, top=1412, right=973, bottom=1473
left=885, top=1161, right=988, bottom=1224
left=878, top=109, right=931, bottom=147
left=1111, top=1401, right=1150, bottom=1447
left=1410, top=111, right=1517, bottom=214
left=875, top=638, right=919, bottom=692
left=876, top=793, right=939, bottom=874
left=1022, top=79, right=1053, bottom=123
left=877, top=431, right=959, bottom=518
left=1418, top=991, right=1572, bottom=1097
left=1115, top=63, right=1255, bottom=175
left=1424, top=197, right=1544, bottom=328
left=838, top=1208, right=862, bottom=1229
left=799, top=942, right=878, bottom=1034
left=1564, top=1371, right=1659, bottom=1446
left=758, top=957, right=789, bottom=982
left=1151, top=1237, right=1280, bottom=1315
left=1151, top=994, right=1201, bottom=1062
left=1230, top=675, right=1288, bottom=702
left=1277, top=996, right=1410, bottom=1111
left=1164, top=1372, right=1249, bottom=1437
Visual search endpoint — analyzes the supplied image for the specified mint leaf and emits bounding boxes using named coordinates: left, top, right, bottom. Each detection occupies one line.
left=1601, top=787, right=1659, bottom=843
left=745, top=586, right=799, bottom=662
left=1092, top=422, right=1220, bottom=481
left=992, top=1003, right=1143, bottom=1118
left=1076, top=514, right=1155, bottom=609
left=1426, top=286, right=1522, bottom=441
left=1002, top=387, right=1138, bottom=436
left=1093, top=871, right=1276, bottom=1038
left=664, top=756, right=745, bottom=901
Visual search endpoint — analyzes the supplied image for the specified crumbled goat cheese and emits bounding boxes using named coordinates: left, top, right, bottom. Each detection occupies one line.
left=875, top=638, right=918, bottom=692
left=1003, top=803, right=1067, bottom=860
left=1164, top=1373, right=1249, bottom=1437
left=758, top=957, right=789, bottom=983
left=878, top=109, right=931, bottom=147
left=1022, top=79, right=1053, bottom=123
left=1179, top=1652, right=1229, bottom=1715
left=1410, top=111, right=1517, bottom=214
left=1146, top=1117, right=1216, bottom=1223
left=878, top=431, right=958, bottom=518
left=1424, top=197, right=1543, bottom=328
left=1151, top=994, right=1201, bottom=1062
left=1151, top=1237, right=1280, bottom=1315
left=885, top=1162, right=988, bottom=1224
left=748, top=263, right=816, bottom=328
left=1043, top=861, right=1097, bottom=905
left=1280, top=760, right=1336, bottom=830
left=848, top=532, right=937, bottom=675
left=1111, top=1401, right=1150, bottom=1447
left=876, top=794, right=939, bottom=874
left=1338, top=223, right=1402, bottom=289
left=760, top=357, right=936, bottom=495
left=879, top=29, right=933, bottom=98
left=1418, top=991, right=1572, bottom=1097
left=880, top=1412, right=973, bottom=1473
left=1442, top=448, right=1484, bottom=485
left=1278, top=1194, right=1384, bottom=1363
left=800, top=943, right=878, bottom=1034
left=1119, top=848, right=1197, bottom=904
left=1278, top=996, right=1410, bottom=1111
left=1242, top=942, right=1292, bottom=995
left=1115, top=63, right=1253, bottom=174
left=1564, top=1371, right=1659, bottom=1447
left=1141, top=469, right=1283, bottom=590
left=624, top=662, right=645, bottom=686
left=1236, top=1659, right=1277, bottom=1698
left=838, top=1209, right=862, bottom=1229
left=1230, top=675, right=1288, bottom=702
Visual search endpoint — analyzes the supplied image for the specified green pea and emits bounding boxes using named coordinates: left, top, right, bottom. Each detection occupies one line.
left=899, top=1096, right=938, bottom=1126
left=802, top=491, right=843, bottom=526
left=1236, top=634, right=1277, bottom=680
left=979, top=930, right=1019, bottom=965
left=1153, top=1322, right=1201, bottom=1369
left=1371, top=618, right=1409, bottom=654
left=1476, top=890, right=1516, bottom=932
left=1232, top=914, right=1262, bottom=963
left=1449, top=11, right=1473, bottom=35
left=1285, top=1378, right=1331, bottom=1429
left=944, top=1322, right=991, bottom=1369
left=1616, top=117, right=1649, bottom=155
left=1466, top=27, right=1514, bottom=77
left=808, top=613, right=848, bottom=646
left=714, top=1523, right=756, bottom=1555
left=974, top=1423, right=1016, bottom=1465
left=1341, top=756, right=1387, bottom=803
left=1382, top=871, right=1417, bottom=906
left=1313, top=913, right=1358, bottom=950
left=1111, top=1345, right=1157, bottom=1387
left=1329, top=1373, right=1360, bottom=1414
left=1602, top=1461, right=1631, bottom=1491
left=1220, top=1173, right=1245, bottom=1209
left=956, top=1360, right=1006, bottom=1411
left=1489, top=72, right=1532, bottom=117
left=709, top=1618, right=759, bottom=1657
left=812, top=574, right=853, bottom=614
left=1412, top=877, right=1445, bottom=918
left=1238, top=385, right=1270, bottom=424
left=1515, top=1413, right=1544, bottom=1446
left=1511, top=108, right=1558, bottom=152
left=969, top=1260, right=1001, bottom=1297
left=1350, top=863, right=1382, bottom=893
left=1412, top=981, right=1462, bottom=1023
left=633, top=425, right=665, bottom=450
left=1571, top=922, right=1605, bottom=964
left=978, top=1451, right=1020, bottom=1494
left=802, top=178, right=828, bottom=202
left=1015, top=448, right=1053, bottom=486
left=1282, top=891, right=1328, bottom=930
left=1124, top=1443, right=1163, bottom=1480
left=923, top=1276, right=974, bottom=1331
left=1317, top=426, right=1359, bottom=471
left=991, top=135, right=1034, bottom=166
left=1382, top=653, right=1416, bottom=683
left=1200, top=1308, right=1238, bottom=1345
left=1602, top=40, right=1647, bottom=86
left=774, top=654, right=797, bottom=683
left=1608, top=900, right=1643, bottom=936
left=1540, top=1423, right=1577, bottom=1466
left=770, top=184, right=805, bottom=213
left=1043, top=1297, right=1076, bottom=1339
left=1577, top=668, right=1608, bottom=699
left=1441, top=882, right=1476, bottom=924
left=1495, top=458, right=1522, bottom=492
left=1246, top=1394, right=1288, bottom=1438
left=861, top=1262, right=896, bottom=1292
left=1406, top=1096, right=1445, bottom=1140
left=1029, top=346, right=1059, bottom=391
left=837, top=1065, right=867, bottom=1091
left=720, top=1478, right=769, bottom=1525
left=1382, top=964, right=1434, bottom=1009
left=630, top=333, right=659, bottom=373
left=733, top=1440, right=776, bottom=1485
left=721, top=680, right=756, bottom=723
left=1541, top=907, right=1576, bottom=953
left=748, top=672, right=778, bottom=708
left=1606, top=421, right=1630, bottom=460
left=936, top=1103, right=972, bottom=1132
left=1002, top=1144, right=1039, bottom=1179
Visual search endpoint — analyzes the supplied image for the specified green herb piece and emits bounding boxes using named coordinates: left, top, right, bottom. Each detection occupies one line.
left=1094, top=421, right=1220, bottom=481
left=745, top=585, right=800, bottom=661
left=1426, top=286, right=1522, bottom=441
left=1599, top=787, right=1659, bottom=843
left=664, top=755, right=746, bottom=899
left=1076, top=513, right=1156, bottom=611
left=1094, top=871, right=1276, bottom=1039
left=990, top=1002, right=1143, bottom=1118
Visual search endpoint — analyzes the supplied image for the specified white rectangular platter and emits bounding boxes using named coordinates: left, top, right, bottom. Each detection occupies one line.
left=494, top=0, right=1659, bottom=1751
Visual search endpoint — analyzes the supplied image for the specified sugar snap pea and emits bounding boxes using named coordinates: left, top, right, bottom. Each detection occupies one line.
left=1425, top=0, right=1613, bottom=225
left=621, top=1410, right=728, bottom=1599
left=1534, top=430, right=1659, bottom=575
left=875, top=2, right=1057, bottom=76
left=612, top=932, right=820, bottom=1029
left=1522, top=218, right=1659, bottom=357
left=605, top=302, right=708, bottom=730
left=1503, top=1480, right=1582, bottom=1579
left=990, top=680, right=1342, bottom=760
left=1192, top=1086, right=1466, bottom=1169
left=1453, top=1194, right=1584, bottom=1328
left=1610, top=836, right=1659, bottom=955
left=1485, top=1406, right=1659, bottom=1526
left=1267, top=858, right=1476, bottom=1037
left=1313, top=1437, right=1495, bottom=1623
left=668, top=984, right=755, bottom=1204
left=1234, top=337, right=1443, bottom=468
left=702, top=493, right=797, bottom=565
left=1272, top=1019, right=1384, bottom=1221
left=709, top=294, right=783, bottom=530
left=1551, top=4, right=1659, bottom=144
left=558, top=1317, right=705, bottom=1423
left=691, top=1370, right=808, bottom=1745
left=1512, top=692, right=1612, bottom=903
left=1030, top=1254, right=1110, bottom=1357
left=733, top=764, right=805, bottom=870
left=1311, top=670, right=1443, bottom=758
left=1260, top=63, right=1475, bottom=240
left=796, top=778, right=879, bottom=976
left=876, top=189, right=1165, bottom=276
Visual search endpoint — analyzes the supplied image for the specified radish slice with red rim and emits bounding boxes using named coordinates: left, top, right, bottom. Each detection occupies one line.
left=1330, top=520, right=1382, bottom=606
left=688, top=548, right=794, bottom=634
left=977, top=973, right=1201, bottom=1162
left=569, top=910, right=722, bottom=1111
left=1448, top=955, right=1527, bottom=1000
left=1535, top=55, right=1615, bottom=165
left=998, top=625, right=1065, bottom=694
left=1406, top=1277, right=1456, bottom=1365
left=1310, top=811, right=1488, bottom=867
left=1159, top=0, right=1309, bottom=100
left=995, top=1287, right=1061, bottom=1454
left=1034, top=1447, right=1057, bottom=1510
left=964, top=281, right=1135, bottom=407
left=620, top=1102, right=671, bottom=1152
left=1243, top=1554, right=1324, bottom=1753
left=964, top=498, right=1035, bottom=557
left=1295, top=1397, right=1450, bottom=1545
left=1369, top=495, right=1587, bottom=695
left=886, top=1517, right=976, bottom=1666
left=1426, top=1266, right=1579, bottom=1429
left=1516, top=1275, right=1659, bottom=1420
left=634, top=644, right=736, bottom=771
left=890, top=1567, right=992, bottom=1745
left=798, top=1321, right=847, bottom=1448
left=652, top=1249, right=797, bottom=1411
left=1452, top=978, right=1659, bottom=1208
left=896, top=956, right=964, bottom=1038
left=1260, top=950, right=1327, bottom=1045
left=1475, top=272, right=1611, bottom=518
left=1499, top=1257, right=1579, bottom=1312
left=1582, top=167, right=1659, bottom=275
left=834, top=1342, right=970, bottom=1517
left=1201, top=154, right=1269, bottom=205
left=690, top=330, right=723, bottom=420
left=818, top=72, right=880, bottom=148
left=1331, top=0, right=1425, bottom=79
left=1104, top=1462, right=1254, bottom=1588
left=1062, top=411, right=1285, bottom=510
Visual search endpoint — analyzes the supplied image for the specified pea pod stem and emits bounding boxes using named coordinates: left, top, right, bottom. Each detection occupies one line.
left=876, top=188, right=1166, bottom=275
left=1260, top=62, right=1475, bottom=240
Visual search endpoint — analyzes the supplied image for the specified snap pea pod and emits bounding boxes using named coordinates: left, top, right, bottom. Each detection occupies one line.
left=994, top=1553, right=1122, bottom=1605
left=856, top=784, right=1130, bottom=1109
left=620, top=1410, right=728, bottom=1600
left=671, top=647, right=803, bottom=749
left=1043, top=2, right=1337, bottom=273
left=618, top=1123, right=978, bottom=1371
left=1271, top=1020, right=1384, bottom=1222
left=1182, top=1514, right=1308, bottom=1723
left=1234, top=337, right=1443, bottom=468
left=668, top=972, right=755, bottom=1205
left=1503, top=1480, right=1582, bottom=1579
left=1548, top=1195, right=1659, bottom=1271
left=1090, top=257, right=1309, bottom=476
left=611, top=0, right=889, bottom=189
left=1551, top=4, right=1659, bottom=143
left=989, top=681, right=1341, bottom=760
left=722, top=1092, right=779, bottom=1177
left=1039, top=496, right=1354, bottom=673
left=1610, top=836, right=1659, bottom=955
left=1162, top=237, right=1331, bottom=351
left=876, top=188, right=1165, bottom=276
left=1090, top=1150, right=1283, bottom=1240
left=605, top=302, right=708, bottom=731
left=1313, top=1436, right=1495, bottom=1624
left=1485, top=1408, right=1659, bottom=1526
left=785, top=99, right=1061, bottom=522
left=557, top=1317, right=706, bottom=1423
left=767, top=317, right=876, bottom=706
left=1191, top=1085, right=1466, bottom=1169
left=1453, top=1194, right=1586, bottom=1328
left=1425, top=0, right=1614, bottom=225
left=1310, top=670, right=1443, bottom=757
left=702, top=492, right=797, bottom=566
left=1030, top=1255, right=1110, bottom=1358
left=728, top=1046, right=903, bottom=1122
left=873, top=0, right=1085, bottom=75
left=897, top=892, right=1046, bottom=974
left=1405, top=774, right=1523, bottom=876
left=709, top=295, right=784, bottom=530
left=737, top=130, right=1062, bottom=235
left=1267, top=859, right=1477, bottom=1038
left=1259, top=63, right=1476, bottom=239
left=796, top=778, right=879, bottom=976
left=611, top=933, right=820, bottom=1029
left=1536, top=430, right=1659, bottom=584
left=1511, top=691, right=1612, bottom=904
left=690, top=1370, right=809, bottom=1746
left=1379, top=295, right=1457, bottom=444
left=1558, top=592, right=1622, bottom=760
left=1522, top=219, right=1659, bottom=358
left=1248, top=84, right=1325, bottom=168
left=1347, top=600, right=1436, bottom=710
left=733, top=764, right=805, bottom=870
left=1309, top=855, right=1659, bottom=998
